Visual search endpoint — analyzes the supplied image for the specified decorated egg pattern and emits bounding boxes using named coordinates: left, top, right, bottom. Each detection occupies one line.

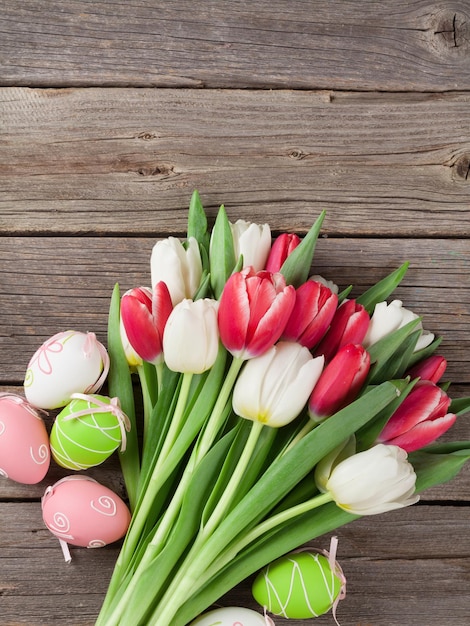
left=252, top=551, right=342, bottom=619
left=0, top=394, right=50, bottom=484
left=24, top=330, right=109, bottom=410
left=41, top=475, right=131, bottom=554
left=49, top=394, right=130, bottom=470
left=189, top=606, right=275, bottom=626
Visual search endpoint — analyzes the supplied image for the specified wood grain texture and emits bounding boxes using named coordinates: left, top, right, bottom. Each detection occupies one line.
left=2, top=88, right=470, bottom=236
left=1, top=1, right=470, bottom=90
left=0, top=504, right=468, bottom=625
left=1, top=2, right=470, bottom=624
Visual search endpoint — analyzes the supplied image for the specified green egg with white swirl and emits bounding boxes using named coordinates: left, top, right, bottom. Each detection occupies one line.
left=49, top=394, right=129, bottom=470
left=252, top=550, right=342, bottom=619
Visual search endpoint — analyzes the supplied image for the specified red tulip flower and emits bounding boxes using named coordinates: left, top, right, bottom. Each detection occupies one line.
left=120, top=283, right=173, bottom=365
left=282, top=280, right=338, bottom=349
left=265, top=233, right=301, bottom=273
left=308, top=343, right=371, bottom=421
left=314, top=299, right=370, bottom=363
left=377, top=380, right=456, bottom=453
left=218, top=267, right=296, bottom=359
left=407, top=355, right=447, bottom=384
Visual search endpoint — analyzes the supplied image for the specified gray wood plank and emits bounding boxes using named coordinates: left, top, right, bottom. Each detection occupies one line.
left=1, top=1, right=470, bottom=90
left=0, top=503, right=468, bottom=625
left=1, top=88, right=470, bottom=236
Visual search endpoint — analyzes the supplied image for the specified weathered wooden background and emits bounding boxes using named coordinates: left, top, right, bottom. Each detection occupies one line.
left=1, top=1, right=469, bottom=625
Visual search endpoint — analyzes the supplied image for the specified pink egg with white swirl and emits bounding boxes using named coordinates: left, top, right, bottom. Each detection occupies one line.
left=41, top=476, right=131, bottom=553
left=0, top=394, right=50, bottom=484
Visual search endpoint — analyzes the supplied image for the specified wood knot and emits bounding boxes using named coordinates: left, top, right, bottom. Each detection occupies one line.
left=137, top=131, right=158, bottom=141
left=137, top=163, right=174, bottom=177
left=451, top=154, right=470, bottom=181
left=430, top=10, right=469, bottom=55
left=288, top=149, right=306, bottom=160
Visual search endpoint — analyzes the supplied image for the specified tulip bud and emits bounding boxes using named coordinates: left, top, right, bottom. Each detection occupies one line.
left=282, top=280, right=338, bottom=349
left=314, top=300, right=369, bottom=363
left=150, top=236, right=202, bottom=306
left=230, top=219, right=272, bottom=271
left=163, top=298, right=219, bottom=374
left=120, top=284, right=173, bottom=366
left=406, top=355, right=447, bottom=384
left=265, top=233, right=301, bottom=273
left=232, top=341, right=324, bottom=427
left=377, top=380, right=456, bottom=453
left=318, top=444, right=419, bottom=515
left=218, top=268, right=296, bottom=359
left=363, top=299, right=434, bottom=352
left=308, top=344, right=370, bottom=422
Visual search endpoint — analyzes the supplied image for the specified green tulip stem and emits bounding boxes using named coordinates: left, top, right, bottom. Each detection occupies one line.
left=136, top=364, right=154, bottom=445
left=155, top=361, right=164, bottom=395
left=281, top=418, right=316, bottom=456
left=100, top=371, right=194, bottom=608
left=153, top=371, right=193, bottom=467
left=149, top=491, right=334, bottom=626
left=98, top=357, right=245, bottom=626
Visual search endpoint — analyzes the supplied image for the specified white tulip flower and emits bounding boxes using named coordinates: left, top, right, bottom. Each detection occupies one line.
left=232, top=341, right=324, bottom=428
left=151, top=237, right=202, bottom=306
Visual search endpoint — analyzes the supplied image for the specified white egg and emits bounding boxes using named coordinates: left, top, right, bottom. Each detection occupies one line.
left=24, top=330, right=109, bottom=409
left=189, top=606, right=275, bottom=626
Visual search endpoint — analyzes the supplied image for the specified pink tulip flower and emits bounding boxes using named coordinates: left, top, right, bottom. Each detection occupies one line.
left=377, top=380, right=456, bottom=453
left=406, top=355, right=447, bottom=384
left=308, top=344, right=371, bottom=421
left=281, top=279, right=338, bottom=349
left=218, top=267, right=296, bottom=359
left=265, top=233, right=301, bottom=273
left=120, top=283, right=173, bottom=365
left=314, top=299, right=370, bottom=363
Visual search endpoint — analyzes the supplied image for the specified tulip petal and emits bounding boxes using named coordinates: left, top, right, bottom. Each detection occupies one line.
left=380, top=382, right=451, bottom=442
left=385, top=413, right=457, bottom=453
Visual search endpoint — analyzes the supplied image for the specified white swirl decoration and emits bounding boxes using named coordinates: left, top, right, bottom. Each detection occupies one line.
left=91, top=495, right=117, bottom=517
left=47, top=512, right=74, bottom=540
left=88, top=539, right=106, bottom=548
left=0, top=420, right=5, bottom=436
left=30, top=444, right=49, bottom=465
left=0, top=467, right=8, bottom=478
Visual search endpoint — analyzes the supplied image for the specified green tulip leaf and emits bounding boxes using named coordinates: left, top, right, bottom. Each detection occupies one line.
left=356, top=262, right=409, bottom=314
left=187, top=190, right=210, bottom=254
left=107, top=283, right=140, bottom=511
left=209, top=204, right=236, bottom=299
left=280, top=211, right=326, bottom=287
left=450, top=396, right=470, bottom=416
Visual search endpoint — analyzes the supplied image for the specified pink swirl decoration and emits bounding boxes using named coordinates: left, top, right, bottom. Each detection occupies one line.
left=30, top=444, right=49, bottom=466
left=91, top=495, right=117, bottom=517
left=27, top=333, right=65, bottom=377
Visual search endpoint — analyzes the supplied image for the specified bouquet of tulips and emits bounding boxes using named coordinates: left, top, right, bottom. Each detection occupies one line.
left=94, top=191, right=470, bottom=626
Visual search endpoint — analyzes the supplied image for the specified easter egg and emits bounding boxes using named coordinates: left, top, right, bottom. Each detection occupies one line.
left=41, top=475, right=131, bottom=553
left=49, top=394, right=129, bottom=470
left=189, top=606, right=275, bottom=626
left=24, top=330, right=109, bottom=410
left=252, top=551, right=342, bottom=619
left=0, top=394, right=50, bottom=484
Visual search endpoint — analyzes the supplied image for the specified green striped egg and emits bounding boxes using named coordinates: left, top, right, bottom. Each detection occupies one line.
left=50, top=395, right=123, bottom=470
left=252, top=550, right=342, bottom=619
